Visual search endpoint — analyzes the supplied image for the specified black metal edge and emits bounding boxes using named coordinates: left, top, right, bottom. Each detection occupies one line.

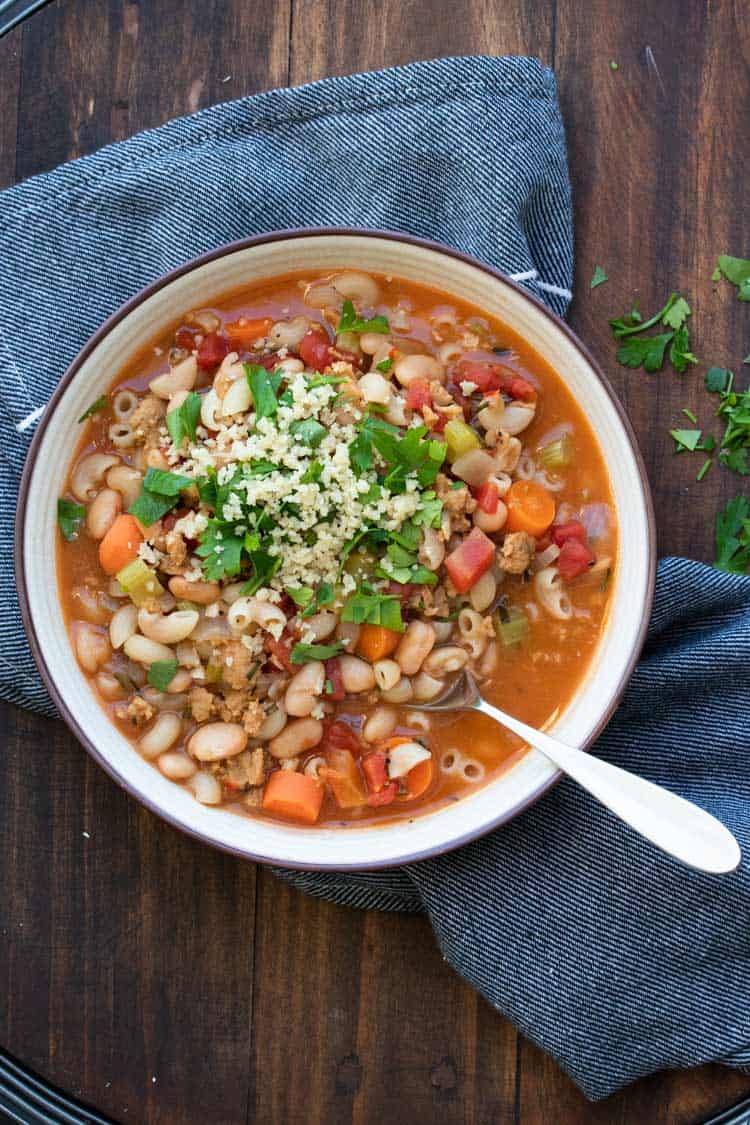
left=0, top=0, right=53, bottom=38
left=0, top=1051, right=115, bottom=1125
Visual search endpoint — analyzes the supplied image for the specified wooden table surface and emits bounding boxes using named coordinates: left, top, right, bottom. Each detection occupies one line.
left=2, top=2, right=749, bottom=1122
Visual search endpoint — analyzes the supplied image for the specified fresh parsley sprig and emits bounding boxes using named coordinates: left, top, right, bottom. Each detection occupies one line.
left=712, top=255, right=750, bottom=301
left=714, top=495, right=750, bottom=574
left=705, top=367, right=750, bottom=476
left=610, top=293, right=697, bottom=374
left=337, top=299, right=389, bottom=335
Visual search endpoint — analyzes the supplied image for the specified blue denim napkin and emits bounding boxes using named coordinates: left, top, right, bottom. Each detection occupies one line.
left=1, top=55, right=749, bottom=1101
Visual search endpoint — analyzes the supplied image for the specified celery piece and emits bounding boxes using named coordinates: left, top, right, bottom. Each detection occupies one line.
left=538, top=433, right=573, bottom=470
left=443, top=419, right=481, bottom=463
left=494, top=606, right=529, bottom=647
left=205, top=663, right=223, bottom=684
left=116, top=558, right=165, bottom=607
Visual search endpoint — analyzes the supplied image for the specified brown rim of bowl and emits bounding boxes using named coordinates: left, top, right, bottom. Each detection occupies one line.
left=14, top=227, right=657, bottom=872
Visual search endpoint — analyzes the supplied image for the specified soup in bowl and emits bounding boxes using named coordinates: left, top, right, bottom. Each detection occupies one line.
left=17, top=231, right=654, bottom=868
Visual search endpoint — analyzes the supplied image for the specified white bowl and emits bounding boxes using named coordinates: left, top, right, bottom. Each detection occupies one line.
left=16, top=229, right=656, bottom=870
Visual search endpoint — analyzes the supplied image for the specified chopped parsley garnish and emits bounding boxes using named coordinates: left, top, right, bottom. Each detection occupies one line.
left=288, top=587, right=314, bottom=608
left=147, top=660, right=178, bottom=691
left=696, top=459, right=712, bottom=481
left=712, top=255, right=750, bottom=301
left=714, top=495, right=750, bottom=574
left=57, top=498, right=86, bottom=540
left=337, top=299, right=389, bottom=335
left=166, top=391, right=202, bottom=447
left=196, top=522, right=245, bottom=580
left=341, top=590, right=404, bottom=632
left=669, top=428, right=715, bottom=454
left=376, top=356, right=393, bottom=373
left=290, top=641, right=346, bottom=665
left=590, top=266, right=608, bottom=289
left=77, top=396, right=107, bottom=423
left=306, top=374, right=347, bottom=388
left=128, top=468, right=193, bottom=527
left=413, top=491, right=443, bottom=528
left=300, top=459, right=323, bottom=484
left=705, top=368, right=750, bottom=476
left=241, top=548, right=281, bottom=595
left=682, top=408, right=698, bottom=424
left=350, top=417, right=446, bottom=492
left=290, top=418, right=326, bottom=448
left=245, top=364, right=282, bottom=420
left=610, top=293, right=697, bottom=374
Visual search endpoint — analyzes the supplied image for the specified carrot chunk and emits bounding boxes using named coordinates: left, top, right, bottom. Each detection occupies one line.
left=98, top=514, right=144, bottom=575
left=262, top=770, right=325, bottom=824
left=224, top=318, right=273, bottom=347
left=356, top=623, right=401, bottom=663
left=505, top=480, right=556, bottom=538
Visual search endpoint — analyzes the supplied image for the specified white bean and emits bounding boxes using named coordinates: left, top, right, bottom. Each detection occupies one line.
left=123, top=634, right=174, bottom=666
left=168, top=577, right=220, bottom=605
left=188, top=722, right=248, bottom=762
left=469, top=569, right=497, bottom=613
left=360, top=331, right=391, bottom=356
left=191, top=771, right=222, bottom=805
left=139, top=712, right=183, bottom=759
left=373, top=659, right=400, bottom=692
left=339, top=655, right=376, bottom=694
left=257, top=705, right=287, bottom=741
left=106, top=464, right=143, bottom=508
left=473, top=502, right=508, bottom=534
left=200, top=388, right=222, bottom=430
left=333, top=270, right=380, bottom=306
left=109, top=603, right=138, bottom=649
left=285, top=660, right=325, bottom=717
left=302, top=611, right=337, bottom=642
left=269, top=316, right=311, bottom=349
left=362, top=707, right=398, bottom=743
left=166, top=668, right=193, bottom=693
left=394, top=621, right=436, bottom=676
left=502, top=401, right=536, bottom=435
left=269, top=717, right=323, bottom=760
left=95, top=672, right=125, bottom=701
left=158, top=751, right=196, bottom=780
left=74, top=622, right=111, bottom=672
left=358, top=371, right=392, bottom=404
left=393, top=354, right=443, bottom=387
left=222, top=376, right=252, bottom=417
left=138, top=608, right=199, bottom=645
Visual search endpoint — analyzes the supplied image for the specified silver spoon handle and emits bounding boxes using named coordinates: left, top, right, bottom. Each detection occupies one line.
left=476, top=698, right=741, bottom=874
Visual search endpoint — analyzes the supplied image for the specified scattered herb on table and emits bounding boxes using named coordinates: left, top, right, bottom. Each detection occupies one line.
left=610, top=293, right=697, bottom=374
left=669, top=428, right=715, bottom=455
left=705, top=367, right=750, bottom=476
left=590, top=266, right=608, bottom=289
left=714, top=495, right=750, bottom=574
left=712, top=255, right=750, bottom=301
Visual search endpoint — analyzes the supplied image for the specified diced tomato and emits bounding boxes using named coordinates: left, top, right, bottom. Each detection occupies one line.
left=431, top=411, right=448, bottom=433
left=455, top=359, right=537, bottom=401
left=362, top=752, right=388, bottom=793
left=265, top=635, right=294, bottom=673
left=323, top=748, right=367, bottom=809
left=406, top=378, right=432, bottom=412
left=473, top=481, right=500, bottom=515
left=444, top=528, right=496, bottom=594
left=196, top=331, right=230, bottom=370
left=299, top=328, right=332, bottom=370
left=557, top=538, right=596, bottom=581
left=551, top=520, right=587, bottom=547
left=507, top=375, right=536, bottom=401
left=244, top=351, right=279, bottom=370
left=322, top=720, right=362, bottom=756
left=175, top=325, right=198, bottom=350
left=324, top=658, right=346, bottom=702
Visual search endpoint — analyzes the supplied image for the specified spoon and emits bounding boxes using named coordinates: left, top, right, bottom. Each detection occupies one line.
left=409, top=671, right=741, bottom=874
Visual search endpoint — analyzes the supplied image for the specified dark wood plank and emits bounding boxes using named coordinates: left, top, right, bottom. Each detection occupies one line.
left=558, top=0, right=750, bottom=563
left=290, top=0, right=553, bottom=79
left=0, top=25, right=21, bottom=188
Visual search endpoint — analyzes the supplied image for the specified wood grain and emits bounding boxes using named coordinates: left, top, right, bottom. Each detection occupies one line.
left=2, top=0, right=750, bottom=1122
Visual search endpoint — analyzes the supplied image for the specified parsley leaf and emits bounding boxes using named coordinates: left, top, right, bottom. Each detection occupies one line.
left=348, top=414, right=399, bottom=476
left=128, top=468, right=193, bottom=527
left=616, top=332, right=674, bottom=373
left=337, top=299, right=389, bottom=335
left=714, top=255, right=750, bottom=301
left=376, top=356, right=393, bottom=373
left=77, top=396, right=107, bottom=423
left=590, top=266, right=608, bottom=289
left=670, top=429, right=715, bottom=453
left=196, top=521, right=245, bottom=580
left=245, top=364, right=282, bottom=420
left=166, top=391, right=202, bottom=447
left=290, top=418, right=326, bottom=448
left=341, top=590, right=404, bottom=632
left=705, top=367, right=733, bottom=394
left=241, top=549, right=281, bottom=595
left=147, top=660, right=178, bottom=691
left=300, top=459, right=323, bottom=484
left=57, top=498, right=86, bottom=540
left=662, top=297, right=691, bottom=330
left=287, top=587, right=314, bottom=608
left=290, top=641, right=346, bottom=664
left=668, top=325, right=698, bottom=373
left=413, top=491, right=443, bottom=528
left=714, top=495, right=750, bottom=574
left=141, top=468, right=193, bottom=496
